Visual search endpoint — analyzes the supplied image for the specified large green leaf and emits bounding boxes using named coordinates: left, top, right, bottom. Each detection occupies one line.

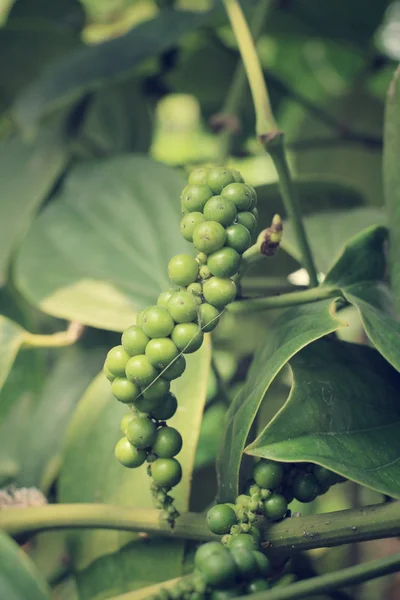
left=384, top=66, right=400, bottom=312
left=15, top=155, right=189, bottom=332
left=281, top=208, right=386, bottom=275
left=322, top=225, right=388, bottom=288
left=14, top=10, right=210, bottom=131
left=58, top=340, right=211, bottom=600
left=8, top=0, right=84, bottom=29
left=246, top=339, right=400, bottom=498
left=216, top=300, right=346, bottom=503
left=0, top=127, right=68, bottom=284
left=0, top=531, right=52, bottom=600
left=0, top=315, right=25, bottom=405
left=343, top=282, right=400, bottom=374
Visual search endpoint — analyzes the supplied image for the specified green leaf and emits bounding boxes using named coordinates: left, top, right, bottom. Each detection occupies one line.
left=384, top=66, right=400, bottom=313
left=15, top=155, right=189, bottom=332
left=343, top=282, right=400, bottom=374
left=14, top=10, right=210, bottom=131
left=216, top=299, right=346, bottom=503
left=281, top=208, right=386, bottom=275
left=0, top=531, right=52, bottom=600
left=0, top=128, right=68, bottom=284
left=246, top=339, right=400, bottom=499
left=8, top=0, right=84, bottom=29
left=0, top=315, right=25, bottom=402
left=58, top=340, right=211, bottom=599
left=322, top=225, right=388, bottom=288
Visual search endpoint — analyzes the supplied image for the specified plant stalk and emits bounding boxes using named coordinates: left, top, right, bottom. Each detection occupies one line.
left=2, top=502, right=399, bottom=555
left=21, top=321, right=84, bottom=348
left=222, top=0, right=319, bottom=288
left=241, top=552, right=400, bottom=600
left=228, top=286, right=341, bottom=314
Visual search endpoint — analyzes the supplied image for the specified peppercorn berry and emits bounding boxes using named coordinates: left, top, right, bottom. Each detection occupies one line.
left=126, top=416, right=157, bottom=449
left=167, top=290, right=198, bottom=323
left=198, top=303, right=220, bottom=332
left=172, top=323, right=203, bottom=353
left=145, top=338, right=179, bottom=370
left=203, top=277, right=237, bottom=308
left=207, top=504, right=237, bottom=535
left=162, top=355, right=186, bottom=381
left=105, top=345, right=130, bottom=377
left=151, top=457, right=182, bottom=487
left=181, top=184, right=213, bottom=212
left=120, top=412, right=134, bottom=434
left=229, top=534, right=259, bottom=551
left=237, top=211, right=257, bottom=235
left=142, top=377, right=170, bottom=403
left=263, top=493, right=288, bottom=521
left=203, top=196, right=237, bottom=227
left=229, top=547, right=258, bottom=579
left=125, top=354, right=159, bottom=387
left=141, top=306, right=174, bottom=338
left=151, top=391, right=178, bottom=420
left=168, top=254, right=199, bottom=287
left=192, top=221, right=227, bottom=254
left=152, top=426, right=182, bottom=458
left=188, top=166, right=211, bottom=186
left=253, top=459, right=284, bottom=490
left=180, top=212, right=206, bottom=242
left=207, top=167, right=235, bottom=194
left=157, top=289, right=178, bottom=310
left=115, top=437, right=147, bottom=468
left=207, top=247, right=241, bottom=278
left=292, top=473, right=320, bottom=503
left=225, top=224, right=252, bottom=254
left=221, top=183, right=253, bottom=211
left=111, top=377, right=140, bottom=403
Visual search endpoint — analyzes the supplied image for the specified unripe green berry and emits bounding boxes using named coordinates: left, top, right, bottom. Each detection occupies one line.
left=292, top=473, right=320, bottom=503
left=198, top=303, right=220, bottom=332
left=151, top=457, right=182, bottom=487
left=152, top=426, right=182, bottom=458
left=187, top=282, right=202, bottom=296
left=193, top=221, right=227, bottom=254
left=141, top=306, right=174, bottom=338
left=188, top=166, right=211, bottom=185
left=207, top=167, right=235, bottom=194
left=247, top=579, right=270, bottom=593
left=125, top=354, right=159, bottom=386
left=115, top=437, right=147, bottom=468
left=194, top=542, right=226, bottom=570
left=145, top=337, right=179, bottom=370
left=104, top=363, right=115, bottom=382
left=252, top=551, right=270, bottom=576
left=207, top=247, right=241, bottom=278
left=229, top=547, right=258, bottom=579
left=207, top=504, right=237, bottom=535
left=221, top=183, right=253, bottom=211
left=112, top=377, right=140, bottom=403
left=126, top=415, right=157, bottom=449
left=199, top=265, right=211, bottom=280
left=313, top=465, right=344, bottom=487
left=105, top=345, right=130, bottom=377
left=157, top=289, right=178, bottom=310
left=225, top=224, right=252, bottom=254
left=229, top=534, right=258, bottom=551
left=252, top=459, right=284, bottom=491
left=196, top=548, right=237, bottom=587
left=181, top=184, right=213, bottom=212
left=172, top=322, right=203, bottom=353
left=263, top=493, right=288, bottom=521
left=134, top=392, right=162, bottom=414
left=196, top=252, right=208, bottom=265
left=142, top=377, right=170, bottom=403
left=203, top=196, right=237, bottom=227
left=180, top=212, right=205, bottom=242
left=120, top=412, right=134, bottom=434
left=203, top=277, right=237, bottom=308
left=122, top=325, right=150, bottom=356
left=168, top=254, right=199, bottom=287
left=151, top=391, right=178, bottom=420
left=162, top=354, right=186, bottom=381
left=168, top=291, right=198, bottom=323
left=237, top=211, right=257, bottom=235
left=230, top=168, right=244, bottom=183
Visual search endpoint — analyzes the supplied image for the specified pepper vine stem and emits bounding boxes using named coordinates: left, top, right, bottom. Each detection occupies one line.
left=228, top=286, right=342, bottom=314
left=222, top=0, right=319, bottom=288
left=2, top=502, right=399, bottom=555
left=21, top=321, right=84, bottom=348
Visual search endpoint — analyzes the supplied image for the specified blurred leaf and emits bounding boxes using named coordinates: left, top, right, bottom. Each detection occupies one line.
left=0, top=531, right=52, bottom=600
left=246, top=338, right=400, bottom=499
left=216, top=299, right=346, bottom=503
left=0, top=315, right=25, bottom=404
left=14, top=10, right=210, bottom=132
left=78, top=79, right=152, bottom=155
left=267, top=0, right=390, bottom=47
left=15, top=155, right=189, bottom=332
left=281, top=208, right=386, bottom=274
left=58, top=340, right=211, bottom=599
left=8, top=0, right=84, bottom=30
left=195, top=403, right=227, bottom=469
left=384, top=66, right=400, bottom=312
left=344, top=282, right=400, bottom=373
left=295, top=89, right=384, bottom=207
left=323, top=225, right=388, bottom=288
left=0, top=127, right=69, bottom=285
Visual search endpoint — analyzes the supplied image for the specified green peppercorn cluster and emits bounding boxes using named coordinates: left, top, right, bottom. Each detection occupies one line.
left=103, top=166, right=258, bottom=523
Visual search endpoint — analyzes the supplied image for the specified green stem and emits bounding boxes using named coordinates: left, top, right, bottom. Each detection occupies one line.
left=233, top=240, right=265, bottom=283
left=269, top=144, right=319, bottom=287
left=228, top=286, right=341, bottom=314
left=222, top=0, right=319, bottom=288
left=242, top=552, right=400, bottom=600
left=217, top=0, right=271, bottom=163
left=21, top=322, right=84, bottom=349
left=2, top=502, right=399, bottom=554
left=222, top=0, right=278, bottom=139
